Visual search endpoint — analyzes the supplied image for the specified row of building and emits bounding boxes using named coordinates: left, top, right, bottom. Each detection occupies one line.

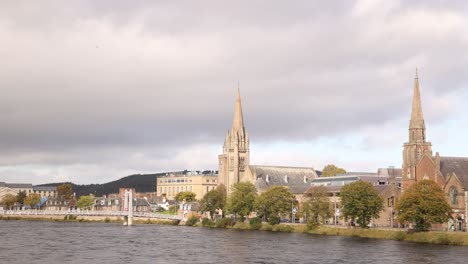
left=0, top=182, right=57, bottom=200
left=208, top=73, right=468, bottom=231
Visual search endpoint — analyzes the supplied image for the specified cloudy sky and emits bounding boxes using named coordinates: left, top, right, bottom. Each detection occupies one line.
left=1, top=0, right=467, bottom=184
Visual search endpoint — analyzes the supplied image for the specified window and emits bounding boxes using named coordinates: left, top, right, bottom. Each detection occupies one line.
left=450, top=187, right=458, bottom=205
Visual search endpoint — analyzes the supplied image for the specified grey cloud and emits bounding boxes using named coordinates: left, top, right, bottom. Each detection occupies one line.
left=0, top=1, right=467, bottom=182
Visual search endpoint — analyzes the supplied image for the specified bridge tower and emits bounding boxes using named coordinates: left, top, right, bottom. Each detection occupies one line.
left=123, top=189, right=133, bottom=226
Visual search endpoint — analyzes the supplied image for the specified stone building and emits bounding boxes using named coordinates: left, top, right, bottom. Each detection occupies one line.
left=305, top=169, right=401, bottom=227
left=0, top=182, right=57, bottom=201
left=218, top=88, right=318, bottom=197
left=0, top=182, right=33, bottom=200
left=156, top=171, right=218, bottom=200
left=402, top=72, right=468, bottom=231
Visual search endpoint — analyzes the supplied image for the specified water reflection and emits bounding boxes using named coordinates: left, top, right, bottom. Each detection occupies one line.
left=0, top=221, right=466, bottom=264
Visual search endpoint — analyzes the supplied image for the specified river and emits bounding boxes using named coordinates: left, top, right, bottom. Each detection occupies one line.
left=0, top=221, right=467, bottom=263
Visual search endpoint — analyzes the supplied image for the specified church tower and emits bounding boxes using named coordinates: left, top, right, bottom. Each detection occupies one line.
left=402, top=70, right=433, bottom=191
left=218, top=88, right=250, bottom=194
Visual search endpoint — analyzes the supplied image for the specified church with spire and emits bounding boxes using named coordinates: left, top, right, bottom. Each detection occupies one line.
left=218, top=87, right=318, bottom=197
left=402, top=70, right=468, bottom=231
left=218, top=88, right=250, bottom=194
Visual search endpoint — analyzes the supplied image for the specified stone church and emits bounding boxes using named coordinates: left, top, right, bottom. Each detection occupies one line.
left=402, top=71, right=468, bottom=231
left=218, top=88, right=317, bottom=199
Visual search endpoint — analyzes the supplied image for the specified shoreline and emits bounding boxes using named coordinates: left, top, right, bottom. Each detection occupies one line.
left=2, top=215, right=467, bottom=246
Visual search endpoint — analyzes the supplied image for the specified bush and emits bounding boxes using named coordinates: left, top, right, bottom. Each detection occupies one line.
left=306, top=220, right=319, bottom=231
left=104, top=217, right=111, bottom=223
left=64, top=215, right=68, bottom=220
left=272, top=224, right=294, bottom=232
left=215, top=218, right=228, bottom=228
left=226, top=218, right=237, bottom=227
left=232, top=222, right=250, bottom=230
left=260, top=223, right=273, bottom=231
left=268, top=216, right=280, bottom=225
left=185, top=215, right=198, bottom=226
left=393, top=231, right=406, bottom=241
left=201, top=217, right=214, bottom=227
left=249, top=217, right=262, bottom=230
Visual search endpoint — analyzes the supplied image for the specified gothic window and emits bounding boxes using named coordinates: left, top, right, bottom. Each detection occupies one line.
left=239, top=157, right=245, bottom=172
left=450, top=187, right=458, bottom=205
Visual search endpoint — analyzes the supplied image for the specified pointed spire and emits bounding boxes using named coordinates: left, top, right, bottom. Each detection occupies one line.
left=410, top=69, right=425, bottom=129
left=232, top=86, right=245, bottom=135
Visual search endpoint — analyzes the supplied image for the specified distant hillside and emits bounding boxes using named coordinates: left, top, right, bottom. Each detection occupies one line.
left=40, top=173, right=166, bottom=197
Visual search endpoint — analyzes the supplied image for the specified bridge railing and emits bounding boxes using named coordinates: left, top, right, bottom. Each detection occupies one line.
left=0, top=209, right=182, bottom=220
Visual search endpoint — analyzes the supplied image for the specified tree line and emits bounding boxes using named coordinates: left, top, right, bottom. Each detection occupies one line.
left=188, top=179, right=452, bottom=232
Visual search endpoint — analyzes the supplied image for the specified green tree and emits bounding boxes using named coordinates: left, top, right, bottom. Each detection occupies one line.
left=174, top=191, right=197, bottom=202
left=1, top=194, right=17, bottom=209
left=396, top=180, right=452, bottom=231
left=303, top=186, right=332, bottom=225
left=16, top=191, right=27, bottom=205
left=77, top=195, right=95, bottom=210
left=24, top=193, right=41, bottom=208
left=200, top=186, right=226, bottom=219
left=57, top=183, right=73, bottom=200
left=340, top=181, right=383, bottom=228
left=321, top=164, right=347, bottom=177
left=216, top=184, right=227, bottom=217
left=255, top=186, right=295, bottom=222
left=227, top=182, right=257, bottom=221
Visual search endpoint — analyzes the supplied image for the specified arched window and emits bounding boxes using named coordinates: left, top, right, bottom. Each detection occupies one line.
left=450, top=187, right=458, bottom=205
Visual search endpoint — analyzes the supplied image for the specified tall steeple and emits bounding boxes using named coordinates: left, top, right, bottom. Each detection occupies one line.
left=402, top=70, right=432, bottom=191
left=231, top=87, right=245, bottom=136
left=410, top=69, right=425, bottom=130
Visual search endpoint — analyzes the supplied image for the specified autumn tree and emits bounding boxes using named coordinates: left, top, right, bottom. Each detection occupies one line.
left=57, top=183, right=73, bottom=200
left=174, top=191, right=197, bottom=202
left=199, top=187, right=225, bottom=219
left=255, top=186, right=295, bottom=222
left=77, top=195, right=95, bottom=210
left=24, top=193, right=42, bottom=209
left=226, top=182, right=257, bottom=221
left=321, top=164, right=347, bottom=177
left=396, top=180, right=452, bottom=232
left=1, top=194, right=17, bottom=209
left=16, top=191, right=27, bottom=205
left=302, top=186, right=332, bottom=225
left=340, top=181, right=383, bottom=228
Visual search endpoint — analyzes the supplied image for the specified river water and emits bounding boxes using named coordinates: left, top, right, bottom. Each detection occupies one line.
left=1, top=221, right=467, bottom=264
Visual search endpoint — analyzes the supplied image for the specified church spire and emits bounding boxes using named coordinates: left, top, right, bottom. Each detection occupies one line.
left=410, top=68, right=425, bottom=130
left=232, top=86, right=245, bottom=135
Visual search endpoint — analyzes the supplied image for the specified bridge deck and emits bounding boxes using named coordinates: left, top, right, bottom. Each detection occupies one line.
left=1, top=210, right=182, bottom=220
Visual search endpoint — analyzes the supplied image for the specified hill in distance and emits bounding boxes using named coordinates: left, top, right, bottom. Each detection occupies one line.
left=40, top=173, right=165, bottom=197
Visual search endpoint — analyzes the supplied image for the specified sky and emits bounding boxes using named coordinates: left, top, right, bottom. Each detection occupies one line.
left=0, top=0, right=467, bottom=184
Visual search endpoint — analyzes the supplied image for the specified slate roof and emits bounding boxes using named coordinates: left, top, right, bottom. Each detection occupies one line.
left=4, top=183, right=33, bottom=189
left=250, top=165, right=318, bottom=194
left=440, top=156, right=468, bottom=190
left=33, top=186, right=56, bottom=191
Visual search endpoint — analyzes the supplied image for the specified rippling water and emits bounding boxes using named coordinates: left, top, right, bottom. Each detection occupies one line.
left=1, top=221, right=467, bottom=264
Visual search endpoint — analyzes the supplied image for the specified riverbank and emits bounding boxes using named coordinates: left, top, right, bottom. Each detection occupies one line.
left=2, top=214, right=466, bottom=246
left=188, top=219, right=468, bottom=246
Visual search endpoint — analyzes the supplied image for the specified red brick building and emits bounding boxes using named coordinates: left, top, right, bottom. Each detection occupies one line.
left=402, top=71, right=468, bottom=231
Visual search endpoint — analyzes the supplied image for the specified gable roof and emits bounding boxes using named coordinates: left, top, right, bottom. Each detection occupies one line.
left=250, top=165, right=318, bottom=194
left=440, top=156, right=468, bottom=190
